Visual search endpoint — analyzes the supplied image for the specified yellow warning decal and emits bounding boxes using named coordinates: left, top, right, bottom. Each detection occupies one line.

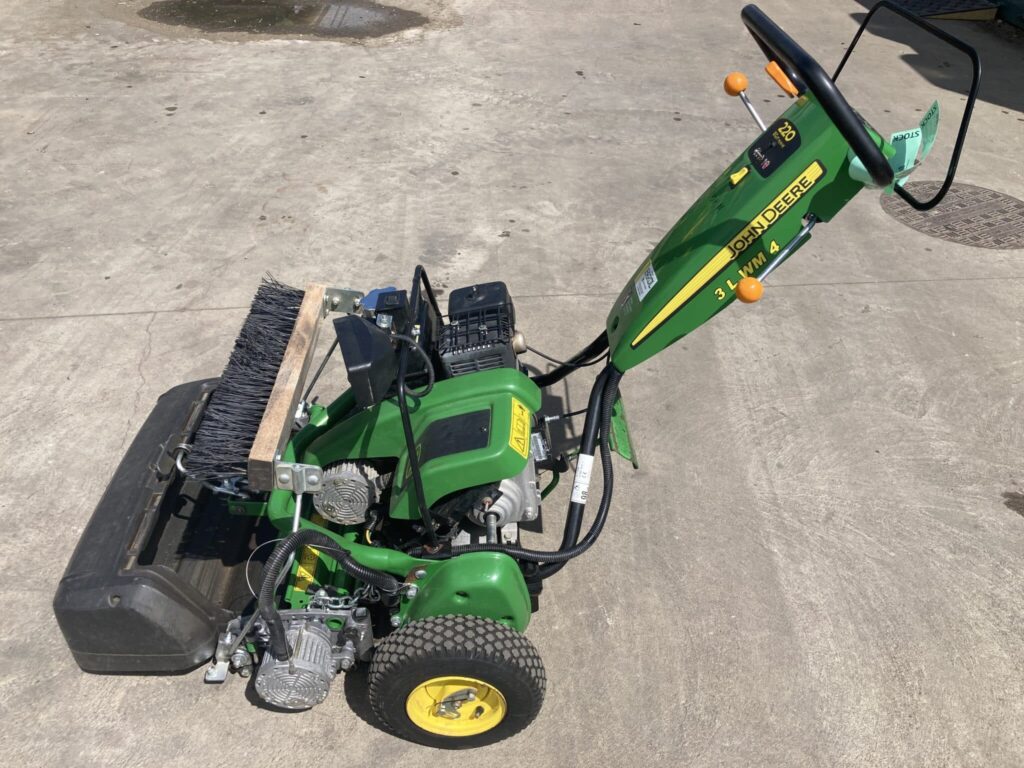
left=631, top=159, right=825, bottom=348
left=509, top=397, right=531, bottom=459
left=293, top=512, right=326, bottom=594
left=295, top=545, right=319, bottom=594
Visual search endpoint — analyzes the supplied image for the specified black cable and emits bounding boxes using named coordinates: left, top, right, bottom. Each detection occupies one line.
left=396, top=266, right=440, bottom=549
left=546, top=407, right=588, bottom=422
left=526, top=345, right=608, bottom=368
left=301, top=338, right=339, bottom=403
left=531, top=331, right=609, bottom=389
left=392, top=333, right=435, bottom=397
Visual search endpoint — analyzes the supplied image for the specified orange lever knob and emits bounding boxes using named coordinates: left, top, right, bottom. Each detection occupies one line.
left=735, top=276, right=764, bottom=303
left=764, top=60, right=799, bottom=97
left=724, top=71, right=749, bottom=97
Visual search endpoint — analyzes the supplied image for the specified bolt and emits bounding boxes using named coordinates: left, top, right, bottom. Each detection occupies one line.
left=238, top=667, right=251, bottom=678
left=339, top=656, right=354, bottom=671
left=405, top=584, right=418, bottom=599
left=278, top=472, right=291, bottom=485
left=414, top=569, right=427, bottom=580
left=306, top=472, right=319, bottom=484
left=390, top=614, right=402, bottom=627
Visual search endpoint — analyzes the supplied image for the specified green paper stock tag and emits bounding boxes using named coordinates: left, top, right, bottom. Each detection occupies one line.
left=848, top=100, right=940, bottom=192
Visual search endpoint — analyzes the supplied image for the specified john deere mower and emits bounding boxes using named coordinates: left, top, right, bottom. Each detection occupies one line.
left=55, top=3, right=980, bottom=748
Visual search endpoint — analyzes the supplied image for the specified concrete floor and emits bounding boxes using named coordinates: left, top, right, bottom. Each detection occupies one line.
left=2, top=0, right=1023, bottom=765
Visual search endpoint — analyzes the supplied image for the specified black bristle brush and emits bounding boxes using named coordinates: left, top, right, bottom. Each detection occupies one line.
left=185, top=278, right=305, bottom=481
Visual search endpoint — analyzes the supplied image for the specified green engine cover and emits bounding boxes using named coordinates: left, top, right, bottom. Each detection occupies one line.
left=300, top=368, right=541, bottom=520
left=608, top=93, right=873, bottom=371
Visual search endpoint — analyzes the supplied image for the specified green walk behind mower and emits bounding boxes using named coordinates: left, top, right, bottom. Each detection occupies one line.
left=54, top=3, right=981, bottom=748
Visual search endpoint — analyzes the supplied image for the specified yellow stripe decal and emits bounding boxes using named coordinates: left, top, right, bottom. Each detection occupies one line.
left=631, top=160, right=825, bottom=348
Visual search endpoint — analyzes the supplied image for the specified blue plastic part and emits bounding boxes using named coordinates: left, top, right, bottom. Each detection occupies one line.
left=360, top=287, right=398, bottom=311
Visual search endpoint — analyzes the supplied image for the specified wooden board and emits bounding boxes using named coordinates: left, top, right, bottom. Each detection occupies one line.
left=247, top=282, right=326, bottom=490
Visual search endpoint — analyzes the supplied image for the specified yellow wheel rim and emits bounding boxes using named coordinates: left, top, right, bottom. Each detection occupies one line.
left=405, top=676, right=507, bottom=737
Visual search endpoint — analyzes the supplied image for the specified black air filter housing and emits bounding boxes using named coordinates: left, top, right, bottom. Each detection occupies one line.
left=439, top=282, right=516, bottom=377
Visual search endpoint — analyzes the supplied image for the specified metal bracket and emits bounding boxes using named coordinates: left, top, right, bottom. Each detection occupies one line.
left=204, top=659, right=229, bottom=683
left=204, top=627, right=235, bottom=683
left=759, top=214, right=817, bottom=282
left=436, top=688, right=478, bottom=719
left=273, top=461, right=324, bottom=493
left=323, top=288, right=363, bottom=317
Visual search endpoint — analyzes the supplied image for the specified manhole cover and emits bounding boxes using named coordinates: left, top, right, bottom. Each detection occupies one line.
left=880, top=181, right=1024, bottom=250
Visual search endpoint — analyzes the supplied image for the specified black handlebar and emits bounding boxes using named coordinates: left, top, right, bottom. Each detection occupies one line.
left=741, top=4, right=895, bottom=189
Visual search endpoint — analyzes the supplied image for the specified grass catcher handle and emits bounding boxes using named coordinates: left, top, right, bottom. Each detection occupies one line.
left=832, top=0, right=981, bottom=211
left=740, top=4, right=893, bottom=188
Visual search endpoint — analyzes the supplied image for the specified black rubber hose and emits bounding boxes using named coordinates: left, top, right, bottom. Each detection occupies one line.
left=439, top=365, right=623, bottom=565
left=536, top=369, right=609, bottom=579
left=259, top=528, right=401, bottom=659
left=557, top=368, right=608, bottom=548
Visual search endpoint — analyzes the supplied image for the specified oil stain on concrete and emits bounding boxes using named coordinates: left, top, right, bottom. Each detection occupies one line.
left=138, top=0, right=427, bottom=39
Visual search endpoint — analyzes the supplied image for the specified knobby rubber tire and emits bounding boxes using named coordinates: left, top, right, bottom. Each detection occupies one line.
left=368, top=614, right=546, bottom=748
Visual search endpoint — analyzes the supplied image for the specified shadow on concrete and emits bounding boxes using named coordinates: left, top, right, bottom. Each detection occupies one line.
left=847, top=1, right=1024, bottom=115
left=1002, top=491, right=1024, bottom=517
left=342, top=664, right=390, bottom=733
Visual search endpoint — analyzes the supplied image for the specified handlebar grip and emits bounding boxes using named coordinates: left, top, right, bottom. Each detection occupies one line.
left=740, top=5, right=894, bottom=188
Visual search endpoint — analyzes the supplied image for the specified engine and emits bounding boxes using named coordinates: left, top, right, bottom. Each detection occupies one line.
left=328, top=280, right=540, bottom=544
left=437, top=282, right=519, bottom=376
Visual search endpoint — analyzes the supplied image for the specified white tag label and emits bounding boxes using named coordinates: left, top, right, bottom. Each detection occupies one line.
left=919, top=100, right=939, bottom=162
left=570, top=454, right=595, bottom=504
left=634, top=262, right=657, bottom=302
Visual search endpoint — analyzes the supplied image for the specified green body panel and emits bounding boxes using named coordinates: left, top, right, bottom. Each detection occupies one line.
left=300, top=368, right=542, bottom=520
left=261, top=371, right=540, bottom=613
left=398, top=552, right=531, bottom=632
left=608, top=94, right=870, bottom=371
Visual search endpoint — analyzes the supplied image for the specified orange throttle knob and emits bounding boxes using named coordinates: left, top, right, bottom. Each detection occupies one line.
left=735, top=276, right=764, bottom=303
left=724, top=71, right=749, bottom=97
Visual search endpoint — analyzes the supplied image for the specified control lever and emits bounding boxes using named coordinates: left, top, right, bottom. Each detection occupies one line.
left=723, top=71, right=766, bottom=132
